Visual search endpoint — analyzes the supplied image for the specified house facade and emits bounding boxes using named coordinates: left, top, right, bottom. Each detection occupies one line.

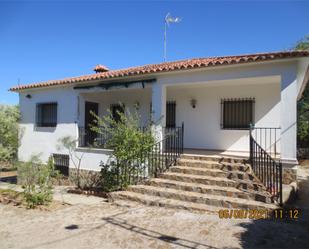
left=10, top=51, right=309, bottom=173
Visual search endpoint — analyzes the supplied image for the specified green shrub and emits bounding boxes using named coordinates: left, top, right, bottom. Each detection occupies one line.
left=100, top=161, right=120, bottom=192
left=0, top=105, right=20, bottom=163
left=92, top=105, right=156, bottom=190
left=18, top=155, right=55, bottom=208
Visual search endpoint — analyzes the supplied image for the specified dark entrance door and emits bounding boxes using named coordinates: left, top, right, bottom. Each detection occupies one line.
left=84, top=101, right=99, bottom=145
left=166, top=101, right=176, bottom=128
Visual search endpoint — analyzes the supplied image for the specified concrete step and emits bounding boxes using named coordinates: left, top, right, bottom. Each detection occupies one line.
left=160, top=172, right=266, bottom=192
left=111, top=190, right=222, bottom=213
left=170, top=166, right=257, bottom=182
left=148, top=178, right=272, bottom=203
left=181, top=154, right=247, bottom=164
left=178, top=159, right=250, bottom=172
left=127, top=185, right=277, bottom=210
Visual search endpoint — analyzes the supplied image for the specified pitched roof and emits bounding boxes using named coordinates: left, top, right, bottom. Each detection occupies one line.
left=10, top=50, right=309, bottom=92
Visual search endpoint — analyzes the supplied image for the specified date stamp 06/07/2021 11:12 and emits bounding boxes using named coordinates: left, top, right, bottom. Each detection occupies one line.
left=218, top=209, right=300, bottom=220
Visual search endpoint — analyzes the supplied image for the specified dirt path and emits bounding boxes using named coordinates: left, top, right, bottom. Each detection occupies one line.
left=1, top=199, right=309, bottom=249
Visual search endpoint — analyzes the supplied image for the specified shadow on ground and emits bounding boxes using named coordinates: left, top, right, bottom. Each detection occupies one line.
left=102, top=216, right=227, bottom=249
left=0, top=175, right=17, bottom=184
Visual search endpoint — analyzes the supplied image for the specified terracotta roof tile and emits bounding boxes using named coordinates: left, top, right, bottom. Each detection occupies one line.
left=9, top=51, right=309, bottom=91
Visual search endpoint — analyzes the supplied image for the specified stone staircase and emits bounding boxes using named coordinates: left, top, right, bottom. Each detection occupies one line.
left=111, top=154, right=278, bottom=212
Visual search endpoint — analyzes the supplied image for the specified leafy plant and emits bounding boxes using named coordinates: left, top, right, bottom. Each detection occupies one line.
left=57, top=136, right=83, bottom=189
left=295, top=35, right=309, bottom=148
left=0, top=105, right=21, bottom=163
left=57, top=136, right=101, bottom=189
left=91, top=105, right=156, bottom=190
left=294, top=35, right=309, bottom=51
left=18, top=155, right=55, bottom=208
left=99, top=161, right=119, bottom=192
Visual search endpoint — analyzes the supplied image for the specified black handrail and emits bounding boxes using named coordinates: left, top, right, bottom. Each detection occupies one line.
left=249, top=125, right=282, bottom=205
left=114, top=123, right=184, bottom=188
left=250, top=126, right=281, bottom=158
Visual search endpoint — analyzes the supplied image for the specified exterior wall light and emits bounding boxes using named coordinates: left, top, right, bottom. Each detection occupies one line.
left=26, top=94, right=32, bottom=99
left=190, top=98, right=197, bottom=109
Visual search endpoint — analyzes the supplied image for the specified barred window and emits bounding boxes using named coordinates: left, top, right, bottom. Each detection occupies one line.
left=36, top=103, right=58, bottom=127
left=221, top=98, right=254, bottom=129
left=52, top=154, right=69, bottom=176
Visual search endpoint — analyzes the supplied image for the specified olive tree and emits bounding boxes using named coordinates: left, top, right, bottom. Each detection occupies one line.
left=0, top=105, right=20, bottom=163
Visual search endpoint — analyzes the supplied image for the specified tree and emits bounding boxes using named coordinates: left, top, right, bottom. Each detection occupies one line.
left=294, top=35, right=309, bottom=51
left=295, top=35, right=309, bottom=147
left=57, top=136, right=101, bottom=189
left=0, top=105, right=20, bottom=163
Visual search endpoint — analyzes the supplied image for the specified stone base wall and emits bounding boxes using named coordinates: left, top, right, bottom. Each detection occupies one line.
left=69, top=168, right=102, bottom=189
left=282, top=167, right=297, bottom=185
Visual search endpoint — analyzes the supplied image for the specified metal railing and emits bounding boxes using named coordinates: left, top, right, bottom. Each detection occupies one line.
left=250, top=126, right=281, bottom=158
left=113, top=123, right=184, bottom=187
left=78, top=127, right=111, bottom=149
left=249, top=125, right=282, bottom=205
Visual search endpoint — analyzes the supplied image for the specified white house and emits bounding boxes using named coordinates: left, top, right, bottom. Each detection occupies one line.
left=10, top=51, right=309, bottom=174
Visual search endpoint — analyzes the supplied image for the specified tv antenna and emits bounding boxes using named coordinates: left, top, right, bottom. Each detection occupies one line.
left=164, top=13, right=181, bottom=62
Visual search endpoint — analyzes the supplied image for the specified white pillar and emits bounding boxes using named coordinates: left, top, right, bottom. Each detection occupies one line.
left=280, top=70, right=298, bottom=165
left=151, top=83, right=166, bottom=141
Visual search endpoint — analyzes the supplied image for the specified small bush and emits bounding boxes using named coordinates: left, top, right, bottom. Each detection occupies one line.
left=100, top=161, right=120, bottom=192
left=18, top=155, right=55, bottom=208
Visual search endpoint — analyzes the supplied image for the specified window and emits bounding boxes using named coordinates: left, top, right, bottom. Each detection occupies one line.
left=36, top=103, right=58, bottom=127
left=111, top=104, right=125, bottom=123
left=52, top=154, right=69, bottom=176
left=221, top=98, right=254, bottom=129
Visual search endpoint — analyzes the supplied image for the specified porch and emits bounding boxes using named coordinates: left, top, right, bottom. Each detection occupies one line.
left=75, top=75, right=282, bottom=159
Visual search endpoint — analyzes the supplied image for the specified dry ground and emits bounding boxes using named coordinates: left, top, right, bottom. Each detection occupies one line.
left=0, top=159, right=309, bottom=249
left=1, top=199, right=309, bottom=249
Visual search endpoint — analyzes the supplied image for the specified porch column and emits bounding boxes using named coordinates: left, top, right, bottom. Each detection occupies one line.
left=151, top=83, right=166, bottom=141
left=280, top=70, right=298, bottom=166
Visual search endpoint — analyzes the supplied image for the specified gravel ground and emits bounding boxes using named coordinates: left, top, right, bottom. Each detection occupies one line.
left=1, top=199, right=309, bottom=249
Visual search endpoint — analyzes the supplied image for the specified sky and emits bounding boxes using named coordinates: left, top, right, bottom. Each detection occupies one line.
left=0, top=0, right=308, bottom=105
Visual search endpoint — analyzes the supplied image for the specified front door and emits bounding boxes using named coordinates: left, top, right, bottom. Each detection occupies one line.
left=166, top=101, right=176, bottom=128
left=84, top=101, right=99, bottom=145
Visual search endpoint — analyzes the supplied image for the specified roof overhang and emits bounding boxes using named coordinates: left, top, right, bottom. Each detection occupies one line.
left=9, top=51, right=309, bottom=92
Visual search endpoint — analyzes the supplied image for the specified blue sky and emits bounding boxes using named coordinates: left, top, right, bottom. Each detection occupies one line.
left=0, top=0, right=308, bottom=105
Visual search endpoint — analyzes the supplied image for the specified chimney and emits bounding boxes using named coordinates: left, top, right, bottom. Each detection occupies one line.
left=93, top=64, right=109, bottom=73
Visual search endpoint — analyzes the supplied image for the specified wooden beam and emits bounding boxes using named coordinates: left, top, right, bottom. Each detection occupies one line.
left=74, top=78, right=156, bottom=90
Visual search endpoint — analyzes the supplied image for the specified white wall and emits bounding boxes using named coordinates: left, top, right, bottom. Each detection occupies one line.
left=167, top=81, right=281, bottom=152
left=18, top=86, right=152, bottom=171
left=18, top=87, right=113, bottom=171
left=19, top=87, right=78, bottom=164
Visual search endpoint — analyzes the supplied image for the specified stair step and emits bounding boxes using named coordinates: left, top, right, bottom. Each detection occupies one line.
left=127, top=185, right=277, bottom=210
left=178, top=159, right=250, bottom=172
left=161, top=172, right=266, bottom=192
left=148, top=178, right=272, bottom=203
left=181, top=154, right=247, bottom=164
left=170, top=166, right=256, bottom=181
left=111, top=190, right=222, bottom=213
